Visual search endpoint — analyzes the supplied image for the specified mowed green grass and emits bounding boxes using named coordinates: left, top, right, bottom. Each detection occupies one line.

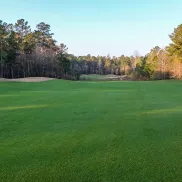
left=80, top=74, right=116, bottom=80
left=1, top=80, right=182, bottom=181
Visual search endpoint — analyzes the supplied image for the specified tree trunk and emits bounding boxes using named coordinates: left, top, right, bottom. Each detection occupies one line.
left=27, top=60, right=30, bottom=77
left=11, top=66, right=14, bottom=79
left=1, top=63, right=4, bottom=78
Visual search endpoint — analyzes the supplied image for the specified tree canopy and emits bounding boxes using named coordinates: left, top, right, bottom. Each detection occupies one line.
left=0, top=18, right=182, bottom=80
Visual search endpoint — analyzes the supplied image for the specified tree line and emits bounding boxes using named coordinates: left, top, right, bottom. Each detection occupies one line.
left=0, top=19, right=182, bottom=80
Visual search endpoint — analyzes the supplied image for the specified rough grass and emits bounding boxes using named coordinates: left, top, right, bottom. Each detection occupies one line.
left=1, top=80, right=182, bottom=181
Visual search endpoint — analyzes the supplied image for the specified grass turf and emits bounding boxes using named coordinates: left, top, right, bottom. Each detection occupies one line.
left=1, top=80, right=182, bottom=181
left=80, top=74, right=116, bottom=80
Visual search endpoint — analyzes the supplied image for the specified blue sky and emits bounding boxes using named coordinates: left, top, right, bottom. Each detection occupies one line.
left=1, top=0, right=182, bottom=56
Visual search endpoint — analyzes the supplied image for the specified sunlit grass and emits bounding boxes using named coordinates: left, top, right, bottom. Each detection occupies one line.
left=0, top=104, right=50, bottom=111
left=142, top=107, right=182, bottom=115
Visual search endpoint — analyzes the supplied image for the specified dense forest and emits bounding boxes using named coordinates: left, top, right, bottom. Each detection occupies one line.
left=0, top=19, right=182, bottom=80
